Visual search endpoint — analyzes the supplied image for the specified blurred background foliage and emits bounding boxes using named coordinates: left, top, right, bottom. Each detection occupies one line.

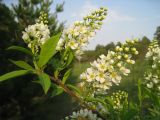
left=0, top=0, right=160, bottom=119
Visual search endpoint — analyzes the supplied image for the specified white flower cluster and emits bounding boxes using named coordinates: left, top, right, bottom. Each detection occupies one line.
left=56, top=7, right=107, bottom=58
left=80, top=39, right=138, bottom=91
left=22, top=12, right=50, bottom=53
left=65, top=109, right=102, bottom=120
left=146, top=40, right=160, bottom=67
left=110, top=91, right=128, bottom=110
left=144, top=40, right=160, bottom=91
left=145, top=73, right=160, bottom=91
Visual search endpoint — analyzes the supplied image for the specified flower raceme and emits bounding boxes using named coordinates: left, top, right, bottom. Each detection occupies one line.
left=144, top=40, right=160, bottom=92
left=80, top=39, right=139, bottom=91
left=110, top=91, right=128, bottom=110
left=65, top=109, right=102, bottom=120
left=56, top=7, right=107, bottom=58
left=22, top=12, right=50, bottom=53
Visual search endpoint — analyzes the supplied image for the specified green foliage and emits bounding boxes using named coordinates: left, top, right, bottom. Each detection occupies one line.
left=66, top=84, right=81, bottom=95
left=10, top=60, right=34, bottom=70
left=0, top=70, right=31, bottom=82
left=7, top=46, right=33, bottom=56
left=38, top=33, right=61, bottom=68
left=62, top=69, right=72, bottom=84
left=38, top=72, right=51, bottom=94
left=154, top=26, right=160, bottom=41
left=50, top=83, right=63, bottom=97
left=0, top=0, right=65, bottom=119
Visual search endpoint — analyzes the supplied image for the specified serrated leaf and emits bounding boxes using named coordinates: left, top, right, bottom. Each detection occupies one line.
left=10, top=60, right=34, bottom=70
left=0, top=70, right=31, bottom=82
left=50, top=83, right=63, bottom=97
left=38, top=73, right=51, bottom=94
left=38, top=33, right=61, bottom=68
left=7, top=46, right=33, bottom=56
left=62, top=69, right=72, bottom=84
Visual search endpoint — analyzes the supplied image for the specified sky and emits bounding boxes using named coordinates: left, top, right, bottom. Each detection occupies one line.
left=4, top=0, right=160, bottom=50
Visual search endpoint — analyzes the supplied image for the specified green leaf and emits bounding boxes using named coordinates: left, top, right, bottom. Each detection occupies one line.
left=62, top=69, right=72, bottom=84
left=50, top=83, right=63, bottom=97
left=38, top=73, right=51, bottom=94
left=10, top=60, right=34, bottom=70
left=66, top=51, right=74, bottom=67
left=0, top=70, right=31, bottom=82
left=7, top=46, right=33, bottom=56
left=38, top=33, right=61, bottom=68
left=66, top=84, right=81, bottom=95
left=57, top=50, right=74, bottom=71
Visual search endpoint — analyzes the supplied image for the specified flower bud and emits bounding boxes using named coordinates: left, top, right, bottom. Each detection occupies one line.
left=124, top=54, right=128, bottom=59
left=130, top=60, right=135, bottom=64
left=115, top=46, right=120, bottom=51
left=117, top=63, right=122, bottom=67
left=131, top=40, right=135, bottom=44
left=134, top=51, right=139, bottom=55
left=126, top=39, right=131, bottom=43
left=131, top=48, right=136, bottom=52
left=117, top=55, right=122, bottom=60
left=134, top=39, right=138, bottom=43
left=119, top=47, right=123, bottom=52
left=124, top=47, right=129, bottom=52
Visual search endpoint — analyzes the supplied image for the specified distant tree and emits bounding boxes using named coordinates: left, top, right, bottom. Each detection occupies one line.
left=141, top=36, right=150, bottom=44
left=154, top=26, right=160, bottom=41
left=135, top=36, right=150, bottom=59
left=95, top=44, right=105, bottom=51
left=0, top=0, right=66, bottom=119
left=116, top=41, right=122, bottom=46
left=104, top=42, right=115, bottom=51
left=0, top=0, right=17, bottom=73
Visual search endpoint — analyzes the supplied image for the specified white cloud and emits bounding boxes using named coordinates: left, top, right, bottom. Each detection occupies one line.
left=79, top=1, right=98, bottom=17
left=71, top=1, right=98, bottom=19
left=106, top=9, right=135, bottom=22
left=71, top=2, right=135, bottom=23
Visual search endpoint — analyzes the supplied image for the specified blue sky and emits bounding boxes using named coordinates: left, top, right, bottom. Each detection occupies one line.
left=4, top=0, right=160, bottom=50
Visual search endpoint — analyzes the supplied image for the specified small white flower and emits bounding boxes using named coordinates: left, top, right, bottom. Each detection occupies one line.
left=22, top=32, right=29, bottom=40
left=152, top=64, right=156, bottom=68
left=86, top=68, right=96, bottom=82
left=117, top=55, right=122, bottom=60
left=120, top=67, right=130, bottom=76
left=110, top=72, right=122, bottom=85
left=96, top=71, right=106, bottom=83
left=153, top=78, right=158, bottom=84
left=80, top=73, right=87, bottom=80
left=65, top=109, right=102, bottom=120
left=67, top=40, right=79, bottom=50
left=117, top=62, right=122, bottom=67
left=147, top=82, right=153, bottom=88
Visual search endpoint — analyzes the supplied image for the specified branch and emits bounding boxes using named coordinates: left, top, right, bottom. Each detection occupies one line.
left=49, top=76, right=81, bottom=101
left=49, top=76, right=106, bottom=120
